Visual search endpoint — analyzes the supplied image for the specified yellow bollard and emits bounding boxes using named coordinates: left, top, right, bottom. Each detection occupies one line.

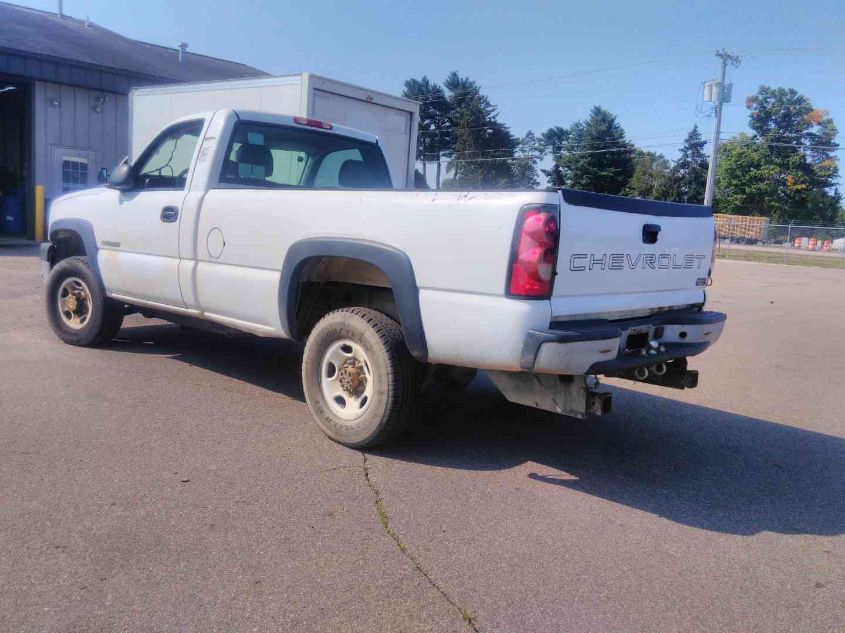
left=34, top=184, right=45, bottom=242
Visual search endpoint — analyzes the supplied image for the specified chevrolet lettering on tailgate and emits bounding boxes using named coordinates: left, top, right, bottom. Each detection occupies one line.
left=569, top=253, right=709, bottom=271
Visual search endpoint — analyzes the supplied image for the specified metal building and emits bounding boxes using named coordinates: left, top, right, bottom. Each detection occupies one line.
left=0, top=1, right=266, bottom=240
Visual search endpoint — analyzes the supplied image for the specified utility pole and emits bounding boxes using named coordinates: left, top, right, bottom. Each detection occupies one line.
left=703, top=49, right=741, bottom=207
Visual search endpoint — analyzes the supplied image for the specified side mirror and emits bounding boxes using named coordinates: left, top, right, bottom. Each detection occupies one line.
left=108, top=158, right=135, bottom=191
left=97, top=167, right=109, bottom=183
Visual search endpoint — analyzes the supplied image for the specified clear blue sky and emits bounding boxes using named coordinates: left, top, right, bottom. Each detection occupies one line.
left=15, top=0, right=845, bottom=158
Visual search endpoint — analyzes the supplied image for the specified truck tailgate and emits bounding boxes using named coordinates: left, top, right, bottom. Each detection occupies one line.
left=552, top=189, right=714, bottom=319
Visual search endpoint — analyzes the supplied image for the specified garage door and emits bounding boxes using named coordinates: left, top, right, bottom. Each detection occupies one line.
left=311, top=90, right=412, bottom=189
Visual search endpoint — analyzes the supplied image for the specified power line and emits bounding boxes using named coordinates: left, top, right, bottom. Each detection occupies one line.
left=722, top=129, right=839, bottom=143
left=408, top=59, right=663, bottom=103
left=742, top=47, right=839, bottom=54
left=424, top=136, right=687, bottom=157
left=419, top=141, right=689, bottom=164
left=416, top=137, right=844, bottom=164
left=409, top=48, right=813, bottom=104
left=406, top=48, right=796, bottom=103
left=437, top=137, right=682, bottom=157
left=419, top=138, right=843, bottom=162
left=417, top=125, right=502, bottom=135
left=409, top=48, right=830, bottom=104
left=419, top=128, right=693, bottom=148
left=720, top=138, right=842, bottom=151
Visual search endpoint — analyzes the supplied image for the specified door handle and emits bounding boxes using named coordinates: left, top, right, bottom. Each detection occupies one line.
left=161, top=206, right=179, bottom=223
left=642, top=223, right=661, bottom=244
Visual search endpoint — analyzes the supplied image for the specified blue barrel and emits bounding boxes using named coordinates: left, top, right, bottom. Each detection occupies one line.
left=1, top=187, right=25, bottom=235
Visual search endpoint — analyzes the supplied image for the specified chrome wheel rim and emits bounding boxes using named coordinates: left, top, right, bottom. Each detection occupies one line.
left=57, top=277, right=92, bottom=330
left=320, top=339, right=374, bottom=421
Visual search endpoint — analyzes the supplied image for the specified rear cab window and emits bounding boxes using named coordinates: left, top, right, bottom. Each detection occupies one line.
left=218, top=121, right=392, bottom=190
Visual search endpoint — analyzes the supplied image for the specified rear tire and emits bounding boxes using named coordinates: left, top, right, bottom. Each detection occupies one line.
left=302, top=307, right=420, bottom=448
left=46, top=256, right=124, bottom=347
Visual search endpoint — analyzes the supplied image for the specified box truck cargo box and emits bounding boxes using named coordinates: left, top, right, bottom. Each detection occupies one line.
left=129, top=74, right=420, bottom=188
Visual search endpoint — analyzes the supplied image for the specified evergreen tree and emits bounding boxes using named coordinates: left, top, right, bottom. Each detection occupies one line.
left=444, top=72, right=517, bottom=189
left=402, top=76, right=451, bottom=189
left=511, top=130, right=542, bottom=189
left=540, top=127, right=568, bottom=152
left=624, top=150, right=674, bottom=200
left=671, top=125, right=708, bottom=203
left=546, top=107, right=634, bottom=194
left=543, top=163, right=566, bottom=187
left=540, top=126, right=568, bottom=187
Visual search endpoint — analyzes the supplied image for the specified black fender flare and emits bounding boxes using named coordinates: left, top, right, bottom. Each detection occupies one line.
left=279, top=238, right=428, bottom=362
left=48, top=218, right=105, bottom=293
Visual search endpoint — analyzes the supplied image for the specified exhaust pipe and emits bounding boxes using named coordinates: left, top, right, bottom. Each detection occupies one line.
left=651, top=362, right=667, bottom=377
left=634, top=365, right=649, bottom=381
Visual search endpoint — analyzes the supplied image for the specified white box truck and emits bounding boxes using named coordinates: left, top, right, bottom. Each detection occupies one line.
left=129, top=73, right=420, bottom=188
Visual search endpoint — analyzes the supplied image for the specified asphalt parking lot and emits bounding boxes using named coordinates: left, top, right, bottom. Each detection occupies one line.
left=1, top=246, right=843, bottom=633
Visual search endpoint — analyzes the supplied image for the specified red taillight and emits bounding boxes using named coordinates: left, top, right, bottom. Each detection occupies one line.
left=508, top=205, right=559, bottom=298
left=293, top=116, right=333, bottom=130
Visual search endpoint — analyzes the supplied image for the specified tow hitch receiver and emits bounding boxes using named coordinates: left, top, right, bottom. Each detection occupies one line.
left=486, top=371, right=612, bottom=419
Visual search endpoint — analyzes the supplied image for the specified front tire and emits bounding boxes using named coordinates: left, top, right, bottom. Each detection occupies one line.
left=302, top=307, right=420, bottom=448
left=46, top=256, right=124, bottom=346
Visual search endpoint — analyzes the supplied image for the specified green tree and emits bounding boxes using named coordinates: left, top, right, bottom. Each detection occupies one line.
left=545, top=106, right=635, bottom=194
left=716, top=134, right=786, bottom=217
left=403, top=76, right=451, bottom=189
left=624, top=150, right=674, bottom=200
left=444, top=72, right=517, bottom=189
left=540, top=126, right=569, bottom=155
left=543, top=163, right=566, bottom=187
left=715, top=86, right=841, bottom=224
left=511, top=130, right=542, bottom=189
left=671, top=125, right=708, bottom=203
left=540, top=126, right=568, bottom=187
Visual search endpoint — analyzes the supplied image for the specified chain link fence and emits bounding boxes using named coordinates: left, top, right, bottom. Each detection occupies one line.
left=715, top=214, right=845, bottom=268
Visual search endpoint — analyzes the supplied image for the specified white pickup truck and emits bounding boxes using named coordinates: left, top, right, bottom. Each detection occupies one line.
left=42, top=109, right=726, bottom=447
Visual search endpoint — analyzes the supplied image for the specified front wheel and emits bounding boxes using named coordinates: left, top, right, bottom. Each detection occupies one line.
left=302, top=307, right=420, bottom=448
left=46, top=256, right=124, bottom=346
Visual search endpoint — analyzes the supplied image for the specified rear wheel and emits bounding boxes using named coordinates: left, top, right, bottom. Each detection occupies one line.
left=46, top=256, right=124, bottom=346
left=302, top=307, right=420, bottom=448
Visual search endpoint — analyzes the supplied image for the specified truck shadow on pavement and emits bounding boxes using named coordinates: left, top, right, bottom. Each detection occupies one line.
left=398, top=378, right=845, bottom=537
left=110, top=322, right=845, bottom=538
left=107, top=322, right=306, bottom=401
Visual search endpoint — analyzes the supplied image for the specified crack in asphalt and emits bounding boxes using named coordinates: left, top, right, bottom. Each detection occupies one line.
left=360, top=452, right=480, bottom=632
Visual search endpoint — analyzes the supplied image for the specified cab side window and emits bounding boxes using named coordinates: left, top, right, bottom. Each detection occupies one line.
left=134, top=120, right=204, bottom=190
